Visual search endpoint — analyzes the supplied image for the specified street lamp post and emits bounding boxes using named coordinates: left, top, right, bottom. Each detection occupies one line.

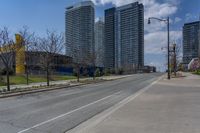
left=148, top=17, right=170, bottom=80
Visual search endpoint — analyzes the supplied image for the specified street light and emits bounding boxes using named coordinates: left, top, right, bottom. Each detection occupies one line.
left=148, top=17, right=170, bottom=80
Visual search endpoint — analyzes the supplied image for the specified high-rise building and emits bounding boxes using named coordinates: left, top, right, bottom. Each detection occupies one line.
left=95, top=18, right=105, bottom=67
left=65, top=1, right=95, bottom=63
left=104, top=2, right=144, bottom=70
left=183, top=21, right=200, bottom=65
left=104, top=8, right=116, bottom=69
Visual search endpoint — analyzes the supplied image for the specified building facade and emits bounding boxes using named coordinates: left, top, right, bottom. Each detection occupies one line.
left=65, top=1, right=95, bottom=64
left=104, top=7, right=116, bottom=69
left=183, top=21, right=200, bottom=65
left=104, top=2, right=144, bottom=71
left=95, top=19, right=105, bottom=67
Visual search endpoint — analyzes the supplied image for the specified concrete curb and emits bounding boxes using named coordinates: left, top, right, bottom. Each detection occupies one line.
left=0, top=75, right=133, bottom=99
left=0, top=83, right=85, bottom=99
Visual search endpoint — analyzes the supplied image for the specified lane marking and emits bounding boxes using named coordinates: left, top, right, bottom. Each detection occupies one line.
left=17, top=91, right=122, bottom=133
left=68, top=75, right=164, bottom=133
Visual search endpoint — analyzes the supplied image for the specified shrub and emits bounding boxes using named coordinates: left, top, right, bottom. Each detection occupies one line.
left=104, top=68, right=110, bottom=76
left=117, top=68, right=124, bottom=75
left=95, top=68, right=101, bottom=77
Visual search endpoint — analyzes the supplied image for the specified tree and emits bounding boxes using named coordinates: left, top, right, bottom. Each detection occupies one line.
left=71, top=46, right=90, bottom=82
left=36, top=30, right=64, bottom=86
left=72, top=48, right=82, bottom=82
left=0, top=27, right=15, bottom=91
left=88, top=50, right=97, bottom=80
left=170, top=43, right=182, bottom=76
left=95, top=68, right=101, bottom=77
left=18, top=26, right=36, bottom=85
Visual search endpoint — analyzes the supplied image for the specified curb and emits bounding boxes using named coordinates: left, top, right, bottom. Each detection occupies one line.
left=0, top=83, right=86, bottom=99
left=0, top=75, right=137, bottom=99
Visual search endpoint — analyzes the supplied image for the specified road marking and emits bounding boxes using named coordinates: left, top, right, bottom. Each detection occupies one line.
left=17, top=91, right=122, bottom=133
left=68, top=75, right=163, bottom=133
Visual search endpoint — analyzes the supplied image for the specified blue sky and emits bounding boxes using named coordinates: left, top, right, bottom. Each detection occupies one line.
left=0, top=0, right=199, bottom=71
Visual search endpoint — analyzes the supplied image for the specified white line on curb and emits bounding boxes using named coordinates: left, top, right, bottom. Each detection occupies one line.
left=17, top=91, right=122, bottom=133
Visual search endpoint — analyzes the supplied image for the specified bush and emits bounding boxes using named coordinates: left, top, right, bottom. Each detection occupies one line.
left=95, top=68, right=101, bottom=77
left=110, top=69, right=115, bottom=74
left=117, top=68, right=124, bottom=75
left=104, top=68, right=110, bottom=76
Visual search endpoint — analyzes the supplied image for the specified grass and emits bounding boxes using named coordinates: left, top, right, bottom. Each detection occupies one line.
left=194, top=70, right=200, bottom=75
left=0, top=75, right=76, bottom=86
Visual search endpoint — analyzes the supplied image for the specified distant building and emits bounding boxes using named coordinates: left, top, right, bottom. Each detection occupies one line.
left=183, top=21, right=200, bottom=65
left=65, top=1, right=95, bottom=63
left=95, top=18, right=105, bottom=67
left=104, top=2, right=144, bottom=71
left=143, top=66, right=156, bottom=73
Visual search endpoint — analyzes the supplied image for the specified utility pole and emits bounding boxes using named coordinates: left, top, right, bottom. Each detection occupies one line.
left=167, top=17, right=170, bottom=79
left=148, top=16, right=170, bottom=79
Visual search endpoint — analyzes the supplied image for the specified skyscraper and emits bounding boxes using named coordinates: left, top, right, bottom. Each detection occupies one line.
left=183, top=21, right=200, bottom=65
left=104, top=2, right=144, bottom=71
left=65, top=1, right=95, bottom=63
left=104, top=8, right=116, bottom=69
left=95, top=18, right=105, bottom=67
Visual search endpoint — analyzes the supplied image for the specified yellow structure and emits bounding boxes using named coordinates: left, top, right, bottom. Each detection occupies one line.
left=15, top=34, right=25, bottom=75
left=0, top=34, right=25, bottom=75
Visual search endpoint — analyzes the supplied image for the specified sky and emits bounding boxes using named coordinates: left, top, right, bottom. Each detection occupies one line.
left=0, top=0, right=200, bottom=71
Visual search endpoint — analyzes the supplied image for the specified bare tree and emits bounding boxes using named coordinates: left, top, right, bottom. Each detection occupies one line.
left=170, top=43, right=182, bottom=76
left=36, top=30, right=64, bottom=86
left=18, top=26, right=36, bottom=85
left=0, top=27, right=15, bottom=91
left=87, top=50, right=97, bottom=80
left=72, top=51, right=87, bottom=82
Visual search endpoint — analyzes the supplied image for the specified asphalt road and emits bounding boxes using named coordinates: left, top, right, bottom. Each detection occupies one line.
left=0, top=73, right=162, bottom=133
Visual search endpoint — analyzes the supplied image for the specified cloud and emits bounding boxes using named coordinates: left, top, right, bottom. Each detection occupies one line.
left=174, top=17, right=182, bottom=23
left=185, top=13, right=199, bottom=23
left=92, top=0, right=179, bottom=32
left=145, top=30, right=182, bottom=54
left=92, top=0, right=178, bottom=18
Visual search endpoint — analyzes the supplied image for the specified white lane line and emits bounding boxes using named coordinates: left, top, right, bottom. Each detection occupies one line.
left=17, top=91, right=122, bottom=133
left=68, top=75, right=164, bottom=133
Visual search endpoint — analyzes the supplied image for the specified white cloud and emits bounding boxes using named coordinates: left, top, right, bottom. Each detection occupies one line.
left=145, top=30, right=182, bottom=54
left=92, top=0, right=178, bottom=19
left=174, top=17, right=182, bottom=23
left=92, top=0, right=179, bottom=32
left=185, top=13, right=198, bottom=23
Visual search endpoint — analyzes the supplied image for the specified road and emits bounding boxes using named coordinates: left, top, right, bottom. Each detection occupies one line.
left=0, top=73, right=162, bottom=133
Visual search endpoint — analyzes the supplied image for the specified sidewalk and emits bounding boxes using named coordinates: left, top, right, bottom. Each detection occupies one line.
left=69, top=73, right=200, bottom=133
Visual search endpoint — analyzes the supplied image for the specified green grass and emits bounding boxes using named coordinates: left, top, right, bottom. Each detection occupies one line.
left=194, top=71, right=200, bottom=75
left=0, top=75, right=76, bottom=86
left=193, top=70, right=200, bottom=75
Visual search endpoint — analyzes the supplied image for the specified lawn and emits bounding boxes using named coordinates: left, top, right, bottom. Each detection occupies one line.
left=194, top=70, right=200, bottom=75
left=0, top=75, right=76, bottom=86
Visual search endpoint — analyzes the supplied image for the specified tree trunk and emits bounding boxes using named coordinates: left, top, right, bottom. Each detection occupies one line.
left=93, top=66, right=95, bottom=80
left=26, top=66, right=29, bottom=85
left=46, top=67, right=50, bottom=86
left=77, top=67, right=80, bottom=82
left=6, top=68, right=10, bottom=91
left=174, top=53, right=177, bottom=77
